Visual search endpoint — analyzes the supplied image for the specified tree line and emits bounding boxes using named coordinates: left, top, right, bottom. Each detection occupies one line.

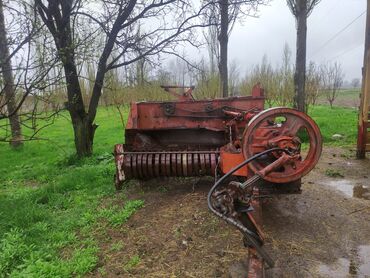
left=0, top=0, right=351, bottom=157
left=65, top=44, right=345, bottom=109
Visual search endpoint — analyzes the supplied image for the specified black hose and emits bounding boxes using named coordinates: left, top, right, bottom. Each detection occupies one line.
left=207, top=147, right=286, bottom=268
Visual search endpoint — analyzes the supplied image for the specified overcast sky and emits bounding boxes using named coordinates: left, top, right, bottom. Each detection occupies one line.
left=224, top=0, right=366, bottom=81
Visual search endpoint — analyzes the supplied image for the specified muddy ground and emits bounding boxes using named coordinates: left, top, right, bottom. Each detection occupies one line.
left=90, top=147, right=370, bottom=278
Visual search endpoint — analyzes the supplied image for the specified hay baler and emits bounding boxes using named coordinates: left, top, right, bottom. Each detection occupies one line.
left=114, top=85, right=322, bottom=276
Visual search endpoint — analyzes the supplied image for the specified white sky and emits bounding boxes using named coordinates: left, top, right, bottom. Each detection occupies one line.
left=199, top=0, right=366, bottom=81
left=6, top=0, right=366, bottom=82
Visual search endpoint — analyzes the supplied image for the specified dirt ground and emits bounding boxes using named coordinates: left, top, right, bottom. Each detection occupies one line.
left=90, top=147, right=370, bottom=278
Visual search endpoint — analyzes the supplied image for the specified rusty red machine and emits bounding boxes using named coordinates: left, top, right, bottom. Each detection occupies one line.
left=114, top=85, right=322, bottom=277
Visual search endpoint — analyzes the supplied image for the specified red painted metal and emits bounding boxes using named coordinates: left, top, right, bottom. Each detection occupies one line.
left=242, top=107, right=322, bottom=184
left=220, top=148, right=249, bottom=177
left=251, top=82, right=264, bottom=98
left=247, top=187, right=264, bottom=277
left=248, top=248, right=264, bottom=278
left=124, top=97, right=263, bottom=138
left=160, top=85, right=195, bottom=101
left=114, top=84, right=323, bottom=277
left=115, top=85, right=321, bottom=187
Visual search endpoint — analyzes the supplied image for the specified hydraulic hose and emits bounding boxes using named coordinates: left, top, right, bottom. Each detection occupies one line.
left=207, top=147, right=288, bottom=268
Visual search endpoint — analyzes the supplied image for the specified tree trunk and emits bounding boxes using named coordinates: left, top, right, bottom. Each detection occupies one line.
left=294, top=8, right=307, bottom=112
left=218, top=0, right=229, bottom=98
left=71, top=114, right=97, bottom=157
left=59, top=31, right=94, bottom=156
left=55, top=13, right=97, bottom=157
left=35, top=0, right=140, bottom=157
left=329, top=99, right=333, bottom=108
left=62, top=60, right=95, bottom=157
left=0, top=0, right=23, bottom=147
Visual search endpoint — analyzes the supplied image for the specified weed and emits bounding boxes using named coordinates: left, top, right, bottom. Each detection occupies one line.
left=158, top=185, right=169, bottom=193
left=340, top=151, right=353, bottom=159
left=98, top=266, right=107, bottom=276
left=174, top=226, right=182, bottom=238
left=108, top=200, right=144, bottom=227
left=110, top=240, right=124, bottom=252
left=96, top=152, right=114, bottom=164
left=0, top=228, right=35, bottom=275
left=325, top=169, right=345, bottom=178
left=124, top=255, right=141, bottom=272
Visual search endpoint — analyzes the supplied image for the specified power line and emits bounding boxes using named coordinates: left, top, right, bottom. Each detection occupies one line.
left=310, top=10, right=366, bottom=58
left=317, top=1, right=341, bottom=25
left=328, top=44, right=363, bottom=61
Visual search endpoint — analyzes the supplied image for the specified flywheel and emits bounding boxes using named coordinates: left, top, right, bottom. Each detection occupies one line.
left=242, top=107, right=322, bottom=183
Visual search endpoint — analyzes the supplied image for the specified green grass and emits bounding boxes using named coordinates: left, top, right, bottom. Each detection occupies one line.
left=0, top=103, right=359, bottom=277
left=123, top=255, right=141, bottom=273
left=325, top=169, right=345, bottom=178
left=109, top=240, right=124, bottom=252
left=308, top=105, right=358, bottom=146
left=0, top=107, right=143, bottom=277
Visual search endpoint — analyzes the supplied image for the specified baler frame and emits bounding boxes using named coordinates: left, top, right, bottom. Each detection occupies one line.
left=114, top=84, right=322, bottom=277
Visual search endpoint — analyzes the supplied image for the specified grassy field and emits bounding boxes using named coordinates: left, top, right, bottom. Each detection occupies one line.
left=308, top=105, right=358, bottom=146
left=0, top=107, right=146, bottom=277
left=316, top=89, right=361, bottom=108
left=0, top=104, right=359, bottom=277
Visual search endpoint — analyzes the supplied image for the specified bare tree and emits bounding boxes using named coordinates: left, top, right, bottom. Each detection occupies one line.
left=204, top=0, right=266, bottom=98
left=219, top=0, right=229, bottom=98
left=0, top=0, right=23, bottom=147
left=305, top=61, right=321, bottom=107
left=228, top=59, right=240, bottom=95
left=321, top=62, right=344, bottom=108
left=203, top=3, right=219, bottom=75
left=0, top=0, right=53, bottom=146
left=241, top=55, right=274, bottom=106
left=35, top=0, right=209, bottom=157
left=277, top=43, right=294, bottom=106
left=351, top=78, right=360, bottom=89
left=287, top=0, right=321, bottom=112
left=194, top=58, right=220, bottom=99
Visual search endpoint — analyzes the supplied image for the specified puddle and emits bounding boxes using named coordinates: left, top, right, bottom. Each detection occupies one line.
left=318, top=245, right=370, bottom=277
left=323, top=180, right=370, bottom=200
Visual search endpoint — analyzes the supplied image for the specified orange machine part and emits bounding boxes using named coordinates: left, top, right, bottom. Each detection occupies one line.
left=220, top=150, right=248, bottom=177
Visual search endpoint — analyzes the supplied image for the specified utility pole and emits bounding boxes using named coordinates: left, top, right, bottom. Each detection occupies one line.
left=357, top=0, right=370, bottom=158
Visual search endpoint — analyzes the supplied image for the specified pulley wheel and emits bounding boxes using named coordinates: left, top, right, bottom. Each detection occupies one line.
left=242, top=107, right=322, bottom=183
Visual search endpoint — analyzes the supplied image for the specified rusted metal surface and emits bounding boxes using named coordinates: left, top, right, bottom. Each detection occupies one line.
left=248, top=248, right=264, bottom=278
left=117, top=105, right=322, bottom=186
left=114, top=144, right=125, bottom=189
left=114, top=84, right=323, bottom=277
left=247, top=187, right=264, bottom=241
left=114, top=147, right=219, bottom=184
left=126, top=98, right=262, bottom=130
left=243, top=107, right=322, bottom=184
left=160, top=85, right=195, bottom=101
left=220, top=148, right=249, bottom=177
left=246, top=187, right=264, bottom=278
left=209, top=154, right=308, bottom=275
left=251, top=83, right=264, bottom=98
